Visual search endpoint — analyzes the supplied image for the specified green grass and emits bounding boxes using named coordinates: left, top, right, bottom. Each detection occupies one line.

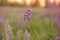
left=8, top=12, right=56, bottom=40
left=0, top=7, right=56, bottom=40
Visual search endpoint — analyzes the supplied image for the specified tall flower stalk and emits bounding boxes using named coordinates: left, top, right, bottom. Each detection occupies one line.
left=0, top=17, right=6, bottom=40
left=2, top=19, right=12, bottom=40
left=24, top=9, right=32, bottom=31
left=23, top=9, right=32, bottom=40
left=6, top=21, right=12, bottom=40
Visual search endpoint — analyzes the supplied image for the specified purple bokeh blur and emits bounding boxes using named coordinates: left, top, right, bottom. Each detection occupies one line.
left=56, top=36, right=60, bottom=40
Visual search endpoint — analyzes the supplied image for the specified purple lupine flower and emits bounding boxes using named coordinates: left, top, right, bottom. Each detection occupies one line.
left=24, top=16, right=30, bottom=22
left=24, top=31, right=30, bottom=40
left=17, top=29, right=21, bottom=40
left=25, top=9, right=32, bottom=16
left=56, top=36, right=60, bottom=40
left=24, top=9, right=32, bottom=23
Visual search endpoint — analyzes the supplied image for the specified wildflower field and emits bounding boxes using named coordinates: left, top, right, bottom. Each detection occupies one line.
left=0, top=7, right=60, bottom=40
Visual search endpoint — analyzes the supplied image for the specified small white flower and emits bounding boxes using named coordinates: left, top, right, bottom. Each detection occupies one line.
left=24, top=31, right=30, bottom=40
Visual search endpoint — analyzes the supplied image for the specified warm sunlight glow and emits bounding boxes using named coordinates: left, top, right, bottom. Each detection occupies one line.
left=7, top=0, right=15, bottom=3
left=25, top=0, right=32, bottom=6
left=16, top=0, right=22, bottom=3
left=15, top=0, right=24, bottom=5
left=55, top=0, right=60, bottom=6
left=38, top=0, right=46, bottom=7
left=31, top=0, right=36, bottom=5
left=7, top=0, right=60, bottom=7
left=49, top=0, right=54, bottom=3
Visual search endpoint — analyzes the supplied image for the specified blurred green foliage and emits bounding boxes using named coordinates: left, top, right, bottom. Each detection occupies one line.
left=0, top=7, right=56, bottom=40
left=8, top=12, right=56, bottom=40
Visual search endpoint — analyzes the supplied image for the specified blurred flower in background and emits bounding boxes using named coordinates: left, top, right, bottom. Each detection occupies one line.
left=0, top=17, right=7, bottom=40
left=0, top=18, right=12, bottom=40
left=24, top=31, right=30, bottom=40
left=56, top=36, right=60, bottom=40
left=3, top=19, right=12, bottom=40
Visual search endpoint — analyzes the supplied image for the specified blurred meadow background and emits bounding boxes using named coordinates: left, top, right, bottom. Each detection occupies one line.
left=0, top=0, right=60, bottom=40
